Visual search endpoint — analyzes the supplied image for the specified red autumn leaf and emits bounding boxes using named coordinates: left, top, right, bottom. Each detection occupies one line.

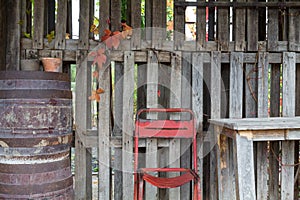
left=89, top=90, right=100, bottom=102
left=91, top=48, right=107, bottom=69
left=121, top=21, right=133, bottom=39
left=104, top=35, right=120, bottom=49
left=92, top=70, right=99, bottom=78
left=96, top=88, right=105, bottom=94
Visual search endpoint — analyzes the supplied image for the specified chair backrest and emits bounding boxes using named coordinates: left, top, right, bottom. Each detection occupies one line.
left=135, top=108, right=196, bottom=139
left=134, top=108, right=198, bottom=172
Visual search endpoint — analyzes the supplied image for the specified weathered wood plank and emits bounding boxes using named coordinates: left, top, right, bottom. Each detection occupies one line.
left=234, top=0, right=246, bottom=51
left=110, top=0, right=121, bottom=31
left=78, top=0, right=90, bottom=49
left=113, top=61, right=124, bottom=199
left=196, top=0, right=207, bottom=50
left=98, top=65, right=111, bottom=199
left=55, top=0, right=67, bottom=49
left=282, top=52, right=296, bottom=117
left=145, top=50, right=159, bottom=199
left=267, top=0, right=279, bottom=51
left=174, top=0, right=185, bottom=49
left=229, top=52, right=244, bottom=118
left=75, top=50, right=92, bottom=200
left=169, top=52, right=182, bottom=200
left=268, top=64, right=280, bottom=200
left=99, top=0, right=110, bottom=41
left=210, top=51, right=222, bottom=200
left=192, top=52, right=204, bottom=199
left=235, top=135, right=256, bottom=200
left=281, top=141, right=295, bottom=200
left=256, top=52, right=269, bottom=200
left=257, top=52, right=269, bottom=117
left=0, top=1, right=7, bottom=70
left=6, top=0, right=21, bottom=70
left=244, top=63, right=257, bottom=118
left=130, top=0, right=141, bottom=49
left=247, top=0, right=258, bottom=51
left=222, top=52, right=243, bottom=200
left=122, top=51, right=135, bottom=200
left=152, top=0, right=166, bottom=49
left=180, top=52, right=192, bottom=200
left=281, top=52, right=296, bottom=200
left=32, top=0, right=44, bottom=49
left=288, top=0, right=300, bottom=51
left=217, top=0, right=229, bottom=51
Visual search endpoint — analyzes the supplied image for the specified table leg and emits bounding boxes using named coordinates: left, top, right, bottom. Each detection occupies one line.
left=235, top=135, right=256, bottom=200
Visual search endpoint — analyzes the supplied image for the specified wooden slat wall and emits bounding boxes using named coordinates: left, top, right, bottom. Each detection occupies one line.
left=4, top=0, right=298, bottom=199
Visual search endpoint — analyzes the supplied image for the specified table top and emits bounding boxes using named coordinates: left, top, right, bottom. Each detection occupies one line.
left=209, top=117, right=300, bottom=131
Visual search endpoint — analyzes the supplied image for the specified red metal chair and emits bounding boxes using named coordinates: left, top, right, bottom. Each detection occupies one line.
left=134, top=108, right=201, bottom=200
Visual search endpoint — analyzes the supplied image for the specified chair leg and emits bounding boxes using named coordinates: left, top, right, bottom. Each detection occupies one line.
left=194, top=180, right=201, bottom=200
left=134, top=173, right=138, bottom=200
left=138, top=177, right=144, bottom=200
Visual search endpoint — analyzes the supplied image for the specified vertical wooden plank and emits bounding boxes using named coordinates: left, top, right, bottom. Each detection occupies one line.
left=174, top=0, right=185, bottom=49
left=21, top=0, right=27, bottom=36
left=55, top=0, right=67, bottom=49
left=113, top=62, right=124, bottom=200
left=78, top=0, right=90, bottom=49
left=235, top=135, right=256, bottom=200
left=288, top=0, right=300, bottom=51
left=192, top=52, right=204, bottom=199
left=257, top=52, right=269, bottom=118
left=282, top=52, right=296, bottom=117
left=247, top=0, right=258, bottom=51
left=169, top=51, right=182, bottom=200
left=110, top=0, right=121, bottom=31
left=6, top=0, right=21, bottom=70
left=152, top=0, right=166, bottom=49
left=256, top=52, right=269, bottom=200
left=229, top=52, right=243, bottom=118
left=295, top=65, right=300, bottom=200
left=145, top=50, right=159, bottom=200
left=98, top=66, right=111, bottom=199
left=268, top=63, right=281, bottom=200
left=0, top=1, right=7, bottom=70
left=244, top=63, right=257, bottom=118
left=145, top=0, right=152, bottom=40
left=122, top=51, right=135, bottom=200
left=32, top=0, right=44, bottom=49
left=226, top=52, right=243, bottom=200
left=217, top=0, right=229, bottom=51
left=99, top=0, right=110, bottom=40
left=234, top=0, right=246, bottom=51
left=130, top=0, right=141, bottom=49
left=267, top=0, right=279, bottom=51
left=181, top=52, right=192, bottom=200
left=281, top=52, right=296, bottom=200
left=75, top=50, right=92, bottom=200
left=210, top=51, right=222, bottom=200
left=196, top=0, right=207, bottom=50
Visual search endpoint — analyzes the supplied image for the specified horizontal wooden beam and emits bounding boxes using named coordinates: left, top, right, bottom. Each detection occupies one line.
left=175, top=1, right=300, bottom=8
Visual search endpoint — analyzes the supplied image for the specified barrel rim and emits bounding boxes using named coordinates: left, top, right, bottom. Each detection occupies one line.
left=0, top=71, right=70, bottom=81
left=0, top=89, right=72, bottom=99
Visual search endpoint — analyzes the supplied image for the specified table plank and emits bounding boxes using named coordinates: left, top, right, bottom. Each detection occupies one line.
left=210, top=117, right=300, bottom=131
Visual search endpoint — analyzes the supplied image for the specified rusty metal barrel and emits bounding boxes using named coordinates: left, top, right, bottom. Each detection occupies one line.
left=0, top=71, right=74, bottom=199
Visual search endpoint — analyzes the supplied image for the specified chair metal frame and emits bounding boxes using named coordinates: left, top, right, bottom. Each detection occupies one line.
left=134, top=108, right=201, bottom=200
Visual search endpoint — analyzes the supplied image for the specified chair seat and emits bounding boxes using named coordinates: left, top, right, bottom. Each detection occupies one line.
left=139, top=168, right=198, bottom=188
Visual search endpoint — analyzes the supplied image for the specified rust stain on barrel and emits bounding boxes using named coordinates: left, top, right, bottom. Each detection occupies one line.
left=0, top=71, right=74, bottom=199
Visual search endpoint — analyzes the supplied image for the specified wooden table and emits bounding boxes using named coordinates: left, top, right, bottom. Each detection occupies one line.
left=209, top=117, right=300, bottom=200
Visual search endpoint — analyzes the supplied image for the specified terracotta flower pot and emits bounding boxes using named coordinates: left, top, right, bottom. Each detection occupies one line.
left=41, top=57, right=62, bottom=72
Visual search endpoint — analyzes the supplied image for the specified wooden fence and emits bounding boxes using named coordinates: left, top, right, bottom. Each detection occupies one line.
left=1, top=0, right=300, bottom=199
